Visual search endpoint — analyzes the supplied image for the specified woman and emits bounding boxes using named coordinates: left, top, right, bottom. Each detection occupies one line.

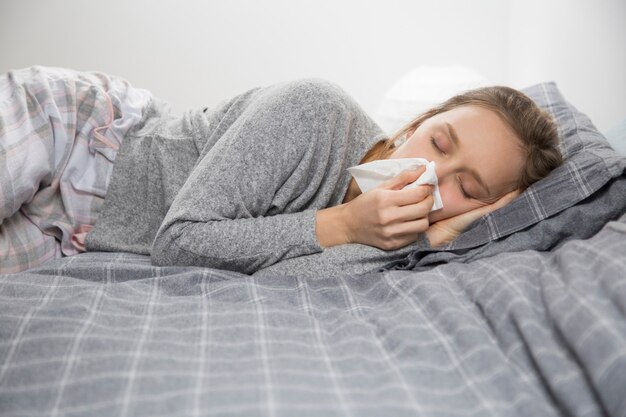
left=320, top=91, right=563, bottom=253
left=0, top=66, right=562, bottom=274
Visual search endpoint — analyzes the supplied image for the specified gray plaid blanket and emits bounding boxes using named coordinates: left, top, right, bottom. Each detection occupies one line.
left=1, top=213, right=626, bottom=417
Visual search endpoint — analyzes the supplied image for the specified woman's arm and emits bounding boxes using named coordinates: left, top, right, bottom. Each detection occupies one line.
left=152, top=208, right=324, bottom=274
left=315, top=204, right=350, bottom=248
left=150, top=79, right=374, bottom=274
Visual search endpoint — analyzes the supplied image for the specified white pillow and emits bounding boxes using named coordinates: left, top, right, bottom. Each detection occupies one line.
left=605, top=118, right=626, bottom=156
left=376, top=65, right=490, bottom=134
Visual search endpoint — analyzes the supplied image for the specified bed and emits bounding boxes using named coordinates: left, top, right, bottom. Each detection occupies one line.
left=1, top=81, right=626, bottom=416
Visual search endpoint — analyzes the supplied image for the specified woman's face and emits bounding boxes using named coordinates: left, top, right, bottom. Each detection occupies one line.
left=388, top=105, right=526, bottom=223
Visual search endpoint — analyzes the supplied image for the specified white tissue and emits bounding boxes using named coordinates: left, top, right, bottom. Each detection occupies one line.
left=347, top=158, right=444, bottom=211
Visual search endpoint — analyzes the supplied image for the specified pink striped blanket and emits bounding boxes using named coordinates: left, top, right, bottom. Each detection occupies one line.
left=0, top=66, right=152, bottom=273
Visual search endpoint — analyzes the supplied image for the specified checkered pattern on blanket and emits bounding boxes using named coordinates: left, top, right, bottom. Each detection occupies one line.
left=1, top=213, right=625, bottom=417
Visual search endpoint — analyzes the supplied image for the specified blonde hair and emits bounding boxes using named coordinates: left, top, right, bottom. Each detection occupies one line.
left=364, top=86, right=563, bottom=190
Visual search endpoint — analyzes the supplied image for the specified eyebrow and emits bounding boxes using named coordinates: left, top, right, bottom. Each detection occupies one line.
left=445, top=122, right=491, bottom=197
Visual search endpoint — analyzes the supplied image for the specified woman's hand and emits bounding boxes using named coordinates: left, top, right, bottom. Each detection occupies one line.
left=425, top=189, right=520, bottom=248
left=341, top=166, right=435, bottom=251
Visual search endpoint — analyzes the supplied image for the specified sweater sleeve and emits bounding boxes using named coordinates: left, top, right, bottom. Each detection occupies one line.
left=151, top=79, right=349, bottom=274
left=252, top=233, right=431, bottom=279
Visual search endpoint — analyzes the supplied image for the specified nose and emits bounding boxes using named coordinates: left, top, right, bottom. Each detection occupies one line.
left=434, top=160, right=457, bottom=183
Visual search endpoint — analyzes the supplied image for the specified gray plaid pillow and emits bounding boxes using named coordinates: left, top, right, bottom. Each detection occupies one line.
left=380, top=82, right=626, bottom=271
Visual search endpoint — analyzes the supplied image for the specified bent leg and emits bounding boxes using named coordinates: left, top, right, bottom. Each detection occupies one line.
left=1, top=66, right=153, bottom=267
left=0, top=210, right=60, bottom=274
left=0, top=68, right=57, bottom=222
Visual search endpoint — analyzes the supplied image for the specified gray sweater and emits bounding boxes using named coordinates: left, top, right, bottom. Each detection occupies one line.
left=86, top=78, right=425, bottom=276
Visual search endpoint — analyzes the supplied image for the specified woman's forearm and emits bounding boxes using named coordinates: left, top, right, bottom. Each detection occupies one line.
left=152, top=209, right=326, bottom=274
left=315, top=204, right=351, bottom=248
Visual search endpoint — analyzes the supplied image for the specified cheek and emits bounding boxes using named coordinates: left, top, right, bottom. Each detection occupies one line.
left=430, top=183, right=479, bottom=222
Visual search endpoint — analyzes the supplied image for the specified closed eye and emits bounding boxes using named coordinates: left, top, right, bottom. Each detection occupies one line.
left=430, top=137, right=444, bottom=155
left=457, top=176, right=473, bottom=199
left=433, top=137, right=472, bottom=198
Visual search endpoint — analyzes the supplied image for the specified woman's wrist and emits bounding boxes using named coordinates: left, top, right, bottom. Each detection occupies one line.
left=315, top=204, right=352, bottom=248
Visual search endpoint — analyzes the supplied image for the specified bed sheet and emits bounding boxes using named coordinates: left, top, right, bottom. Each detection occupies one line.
left=1, top=213, right=625, bottom=417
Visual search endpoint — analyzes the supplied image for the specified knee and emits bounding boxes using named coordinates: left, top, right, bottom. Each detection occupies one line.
left=0, top=212, right=60, bottom=273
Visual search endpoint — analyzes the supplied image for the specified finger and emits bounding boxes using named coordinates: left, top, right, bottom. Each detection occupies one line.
left=394, top=194, right=434, bottom=221
left=486, top=189, right=520, bottom=211
left=386, top=184, right=433, bottom=206
left=378, top=166, right=426, bottom=191
left=468, top=189, right=521, bottom=219
left=393, top=216, right=431, bottom=236
left=500, top=189, right=521, bottom=204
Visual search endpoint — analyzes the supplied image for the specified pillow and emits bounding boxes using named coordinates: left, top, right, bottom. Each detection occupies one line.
left=380, top=82, right=626, bottom=271
left=605, top=118, right=626, bottom=156
left=376, top=65, right=490, bottom=134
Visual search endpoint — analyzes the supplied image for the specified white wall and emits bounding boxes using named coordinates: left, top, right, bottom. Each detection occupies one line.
left=508, top=0, right=626, bottom=132
left=1, top=0, right=624, bottom=131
